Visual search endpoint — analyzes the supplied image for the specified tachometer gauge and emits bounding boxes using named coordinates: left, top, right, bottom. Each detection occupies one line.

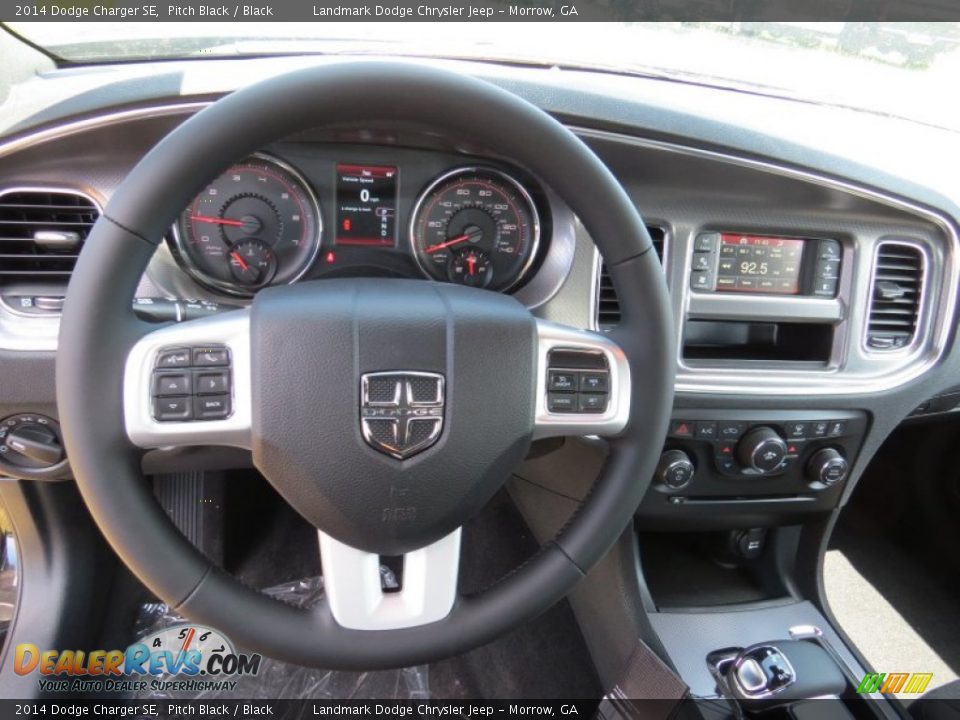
left=171, top=154, right=321, bottom=296
left=410, top=167, right=540, bottom=292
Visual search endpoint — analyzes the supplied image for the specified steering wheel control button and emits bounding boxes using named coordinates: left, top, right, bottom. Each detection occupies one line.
left=195, top=395, right=231, bottom=420
left=156, top=348, right=191, bottom=368
left=548, top=393, right=577, bottom=413
left=153, top=372, right=191, bottom=397
left=193, top=346, right=230, bottom=366
left=548, top=370, right=578, bottom=392
left=155, top=397, right=193, bottom=421
left=577, top=393, right=608, bottom=413
left=194, top=370, right=231, bottom=395
left=579, top=371, right=609, bottom=393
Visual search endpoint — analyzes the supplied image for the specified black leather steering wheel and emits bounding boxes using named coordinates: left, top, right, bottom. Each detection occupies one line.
left=56, top=62, right=674, bottom=669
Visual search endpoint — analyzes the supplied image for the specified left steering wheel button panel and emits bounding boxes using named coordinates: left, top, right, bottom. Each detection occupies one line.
left=151, top=345, right=233, bottom=422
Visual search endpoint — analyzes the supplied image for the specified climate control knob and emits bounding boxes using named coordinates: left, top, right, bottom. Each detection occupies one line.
left=656, top=449, right=695, bottom=490
left=737, top=427, right=788, bottom=473
left=807, top=448, right=848, bottom=486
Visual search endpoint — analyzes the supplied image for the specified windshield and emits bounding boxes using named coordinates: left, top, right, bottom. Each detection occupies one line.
left=7, top=21, right=960, bottom=132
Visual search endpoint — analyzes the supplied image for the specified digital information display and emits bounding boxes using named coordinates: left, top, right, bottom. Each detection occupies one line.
left=716, top=234, right=805, bottom=294
left=335, top=164, right=398, bottom=247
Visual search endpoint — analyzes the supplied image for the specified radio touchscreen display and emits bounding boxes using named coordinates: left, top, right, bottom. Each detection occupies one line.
left=716, top=233, right=805, bottom=294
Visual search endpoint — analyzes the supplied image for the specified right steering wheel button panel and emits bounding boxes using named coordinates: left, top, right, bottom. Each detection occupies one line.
left=546, top=350, right=609, bottom=414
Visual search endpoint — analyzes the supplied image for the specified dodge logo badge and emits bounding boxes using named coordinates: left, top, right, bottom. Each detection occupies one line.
left=360, top=372, right=445, bottom=460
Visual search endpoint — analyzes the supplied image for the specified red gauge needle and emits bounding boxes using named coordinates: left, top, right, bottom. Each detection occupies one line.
left=230, top=251, right=250, bottom=271
left=467, top=254, right=477, bottom=276
left=425, top=233, right=470, bottom=254
left=190, top=215, right=246, bottom=228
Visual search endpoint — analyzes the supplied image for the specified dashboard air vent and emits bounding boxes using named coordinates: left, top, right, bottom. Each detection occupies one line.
left=0, top=189, right=100, bottom=287
left=597, top=226, right=665, bottom=328
left=866, top=242, right=924, bottom=350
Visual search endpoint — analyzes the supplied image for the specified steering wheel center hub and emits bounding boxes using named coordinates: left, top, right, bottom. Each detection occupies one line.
left=249, top=278, right=538, bottom=555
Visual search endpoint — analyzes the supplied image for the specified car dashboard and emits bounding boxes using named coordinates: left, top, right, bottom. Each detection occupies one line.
left=1, top=55, right=959, bottom=524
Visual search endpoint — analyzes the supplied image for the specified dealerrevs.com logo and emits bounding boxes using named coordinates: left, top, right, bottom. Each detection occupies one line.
left=15, top=624, right=262, bottom=694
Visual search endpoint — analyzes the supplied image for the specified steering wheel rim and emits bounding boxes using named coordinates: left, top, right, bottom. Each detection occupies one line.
left=56, top=62, right=674, bottom=669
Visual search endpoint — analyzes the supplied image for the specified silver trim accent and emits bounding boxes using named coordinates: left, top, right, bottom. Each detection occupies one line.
left=408, top=166, right=541, bottom=292
left=862, top=239, right=928, bottom=355
left=123, top=309, right=251, bottom=450
left=168, top=152, right=323, bottom=298
left=318, top=528, right=460, bottom=630
left=730, top=647, right=796, bottom=699
left=533, top=319, right=630, bottom=439
left=576, top=127, right=960, bottom=396
left=359, top=371, right=445, bottom=460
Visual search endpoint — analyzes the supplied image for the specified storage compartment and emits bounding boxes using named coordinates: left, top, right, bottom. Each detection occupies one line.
left=639, top=530, right=792, bottom=609
left=683, top=320, right=833, bottom=363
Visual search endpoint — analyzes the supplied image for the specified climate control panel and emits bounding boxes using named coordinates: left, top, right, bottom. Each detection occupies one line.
left=667, top=415, right=854, bottom=480
left=642, top=410, right=867, bottom=525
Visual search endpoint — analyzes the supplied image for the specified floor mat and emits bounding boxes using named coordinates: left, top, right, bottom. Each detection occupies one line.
left=825, top=533, right=960, bottom=699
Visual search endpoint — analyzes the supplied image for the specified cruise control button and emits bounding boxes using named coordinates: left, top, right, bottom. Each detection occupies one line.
left=155, top=397, right=192, bottom=422
left=577, top=393, right=607, bottom=413
left=548, top=370, right=578, bottom=392
left=194, top=370, right=230, bottom=395
left=156, top=348, right=191, bottom=368
left=194, top=395, right=231, bottom=420
left=579, top=372, right=609, bottom=393
left=193, top=347, right=230, bottom=367
left=153, top=373, right=191, bottom=397
left=548, top=393, right=577, bottom=413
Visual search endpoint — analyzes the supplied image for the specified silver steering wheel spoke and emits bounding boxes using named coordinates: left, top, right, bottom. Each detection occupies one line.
left=533, top=319, right=631, bottom=439
left=123, top=309, right=252, bottom=450
left=318, top=529, right=462, bottom=631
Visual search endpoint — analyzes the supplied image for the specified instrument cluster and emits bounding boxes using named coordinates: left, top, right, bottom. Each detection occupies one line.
left=168, top=152, right=545, bottom=297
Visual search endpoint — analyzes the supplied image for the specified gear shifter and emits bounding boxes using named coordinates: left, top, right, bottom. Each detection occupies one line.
left=723, top=640, right=847, bottom=709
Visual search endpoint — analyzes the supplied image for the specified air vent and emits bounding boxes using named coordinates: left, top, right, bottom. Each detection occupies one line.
left=0, top=189, right=100, bottom=287
left=866, top=242, right=924, bottom=351
left=597, top=226, right=665, bottom=328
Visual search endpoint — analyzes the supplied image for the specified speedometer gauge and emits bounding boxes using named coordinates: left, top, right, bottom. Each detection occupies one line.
left=410, top=167, right=540, bottom=291
left=171, top=154, right=321, bottom=296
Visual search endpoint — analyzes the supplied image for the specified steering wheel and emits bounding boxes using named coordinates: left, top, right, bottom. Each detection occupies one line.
left=56, top=62, right=674, bottom=669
